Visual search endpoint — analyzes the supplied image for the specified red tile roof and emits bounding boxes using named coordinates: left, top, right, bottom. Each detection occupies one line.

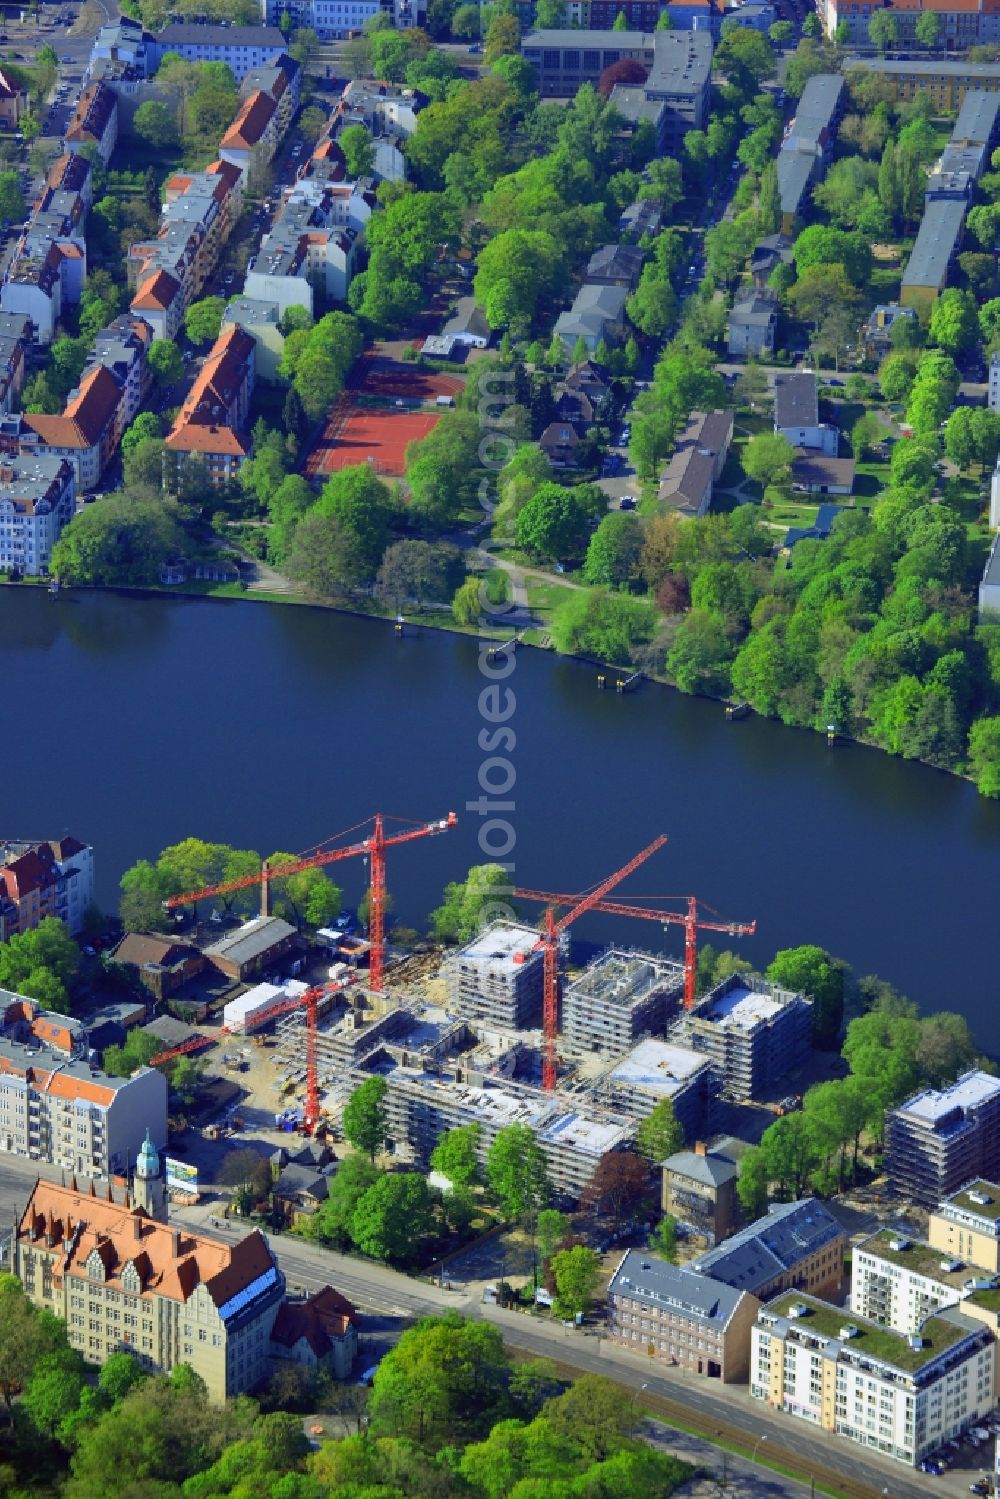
left=24, top=365, right=122, bottom=450
left=0, top=67, right=23, bottom=101
left=19, top=1179, right=279, bottom=1309
left=271, top=1286, right=356, bottom=1357
left=165, top=324, right=254, bottom=459
left=132, top=268, right=181, bottom=313
left=0, top=847, right=56, bottom=900
left=221, top=90, right=276, bottom=151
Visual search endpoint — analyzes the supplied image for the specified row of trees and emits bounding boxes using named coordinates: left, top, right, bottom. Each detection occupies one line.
left=738, top=981, right=988, bottom=1211
left=118, top=836, right=342, bottom=932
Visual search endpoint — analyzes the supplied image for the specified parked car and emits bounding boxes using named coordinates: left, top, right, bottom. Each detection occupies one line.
left=620, top=495, right=637, bottom=510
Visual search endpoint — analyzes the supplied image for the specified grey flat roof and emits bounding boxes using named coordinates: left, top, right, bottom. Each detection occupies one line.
left=953, top=89, right=1000, bottom=146
left=849, top=56, right=1000, bottom=80
left=609, top=1248, right=748, bottom=1327
left=776, top=149, right=816, bottom=214
left=157, top=22, right=285, bottom=46
left=523, top=27, right=655, bottom=45
left=692, top=1198, right=844, bottom=1294
left=775, top=370, right=819, bottom=428
left=902, top=197, right=967, bottom=291
left=794, top=71, right=844, bottom=123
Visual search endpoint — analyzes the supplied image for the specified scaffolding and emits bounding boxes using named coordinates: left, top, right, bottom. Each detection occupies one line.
left=669, top=972, right=812, bottom=1103
left=443, top=922, right=547, bottom=1030
left=562, top=947, right=684, bottom=1059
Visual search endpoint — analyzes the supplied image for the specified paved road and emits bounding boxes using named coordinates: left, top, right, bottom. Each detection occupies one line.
left=0, top=1151, right=970, bottom=1499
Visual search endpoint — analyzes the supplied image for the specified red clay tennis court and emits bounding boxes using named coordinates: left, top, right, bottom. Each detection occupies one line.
left=351, top=353, right=465, bottom=402
left=305, top=401, right=442, bottom=479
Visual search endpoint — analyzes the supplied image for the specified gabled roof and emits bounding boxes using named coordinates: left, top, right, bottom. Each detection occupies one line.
left=221, top=90, right=276, bottom=152
left=132, top=268, right=181, bottom=313
left=24, top=365, right=122, bottom=450
left=270, top=1285, right=356, bottom=1356
left=0, top=67, right=24, bottom=101
left=18, top=1179, right=282, bottom=1315
left=609, top=1248, right=752, bottom=1329
left=112, top=933, right=201, bottom=969
left=691, top=1198, right=845, bottom=1294
left=665, top=1147, right=739, bottom=1188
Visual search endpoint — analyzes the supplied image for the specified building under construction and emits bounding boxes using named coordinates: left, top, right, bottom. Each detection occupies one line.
left=374, top=1047, right=630, bottom=1202
left=595, top=1037, right=715, bottom=1139
left=562, top=948, right=685, bottom=1058
left=669, top=973, right=811, bottom=1103
left=443, top=922, right=547, bottom=1030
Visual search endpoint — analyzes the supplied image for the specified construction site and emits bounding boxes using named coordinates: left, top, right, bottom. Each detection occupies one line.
left=147, top=815, right=812, bottom=1204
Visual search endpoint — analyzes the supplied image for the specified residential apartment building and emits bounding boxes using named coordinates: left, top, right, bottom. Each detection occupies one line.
left=443, top=922, right=546, bottom=1030
left=662, top=1141, right=739, bottom=1243
left=846, top=57, right=1000, bottom=110
left=774, top=371, right=839, bottom=455
left=728, top=286, right=778, bottom=357
left=0, top=454, right=75, bottom=577
left=670, top=972, right=812, bottom=1104
left=0, top=66, right=26, bottom=127
left=691, top=1198, right=846, bottom=1301
left=521, top=30, right=712, bottom=150
left=222, top=296, right=285, bottom=382
left=63, top=80, right=119, bottom=166
left=775, top=73, right=844, bottom=233
left=554, top=283, right=628, bottom=354
left=220, top=89, right=280, bottom=190
left=1, top=243, right=65, bottom=345
left=860, top=302, right=918, bottom=360
left=0, top=311, right=30, bottom=415
left=607, top=1248, right=760, bottom=1379
left=980, top=533, right=1000, bottom=619
left=379, top=1057, right=631, bottom=1202
left=245, top=179, right=364, bottom=315
left=89, top=15, right=155, bottom=74
left=331, top=79, right=425, bottom=140
left=129, top=159, right=244, bottom=341
left=165, top=323, right=256, bottom=485
left=261, top=0, right=381, bottom=37
left=599, top=1037, right=716, bottom=1140
left=930, top=1181, right=1000, bottom=1273
left=20, top=363, right=129, bottom=491
left=16, top=1177, right=286, bottom=1400
left=240, top=53, right=302, bottom=138
left=852, top=1229, right=996, bottom=1333
left=0, top=837, right=94, bottom=937
left=562, top=949, right=684, bottom=1058
left=0, top=1013, right=166, bottom=1175
left=750, top=1292, right=995, bottom=1466
left=0, top=154, right=92, bottom=345
left=148, top=24, right=288, bottom=81
left=826, top=0, right=1000, bottom=47
left=887, top=1072, right=1000, bottom=1207
left=902, top=196, right=968, bottom=313
left=88, top=314, right=153, bottom=432
left=658, top=408, right=734, bottom=518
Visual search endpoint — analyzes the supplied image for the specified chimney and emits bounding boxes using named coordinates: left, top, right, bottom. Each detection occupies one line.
left=694, top=1141, right=707, bottom=1157
left=171, top=1228, right=181, bottom=1259
left=129, top=1214, right=142, bottom=1243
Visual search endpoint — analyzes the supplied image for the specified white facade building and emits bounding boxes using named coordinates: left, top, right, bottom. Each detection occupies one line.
left=750, top=1292, right=995, bottom=1467
left=852, top=1230, right=996, bottom=1334
left=0, top=455, right=75, bottom=576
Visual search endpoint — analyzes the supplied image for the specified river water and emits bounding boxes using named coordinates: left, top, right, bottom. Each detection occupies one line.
left=5, top=588, right=1000, bottom=1047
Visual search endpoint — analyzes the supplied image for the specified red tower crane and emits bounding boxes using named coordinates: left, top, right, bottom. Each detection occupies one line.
left=513, top=835, right=669, bottom=1092
left=163, top=810, right=458, bottom=994
left=514, top=888, right=756, bottom=1012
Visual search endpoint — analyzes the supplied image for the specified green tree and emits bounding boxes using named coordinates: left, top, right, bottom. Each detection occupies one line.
left=184, top=296, right=226, bottom=345
left=51, top=495, right=183, bottom=586
left=537, top=1208, right=570, bottom=1263
left=102, top=1029, right=161, bottom=1078
left=430, top=1123, right=481, bottom=1186
left=406, top=411, right=481, bottom=530
left=666, top=609, right=734, bottom=697
left=742, top=431, right=795, bottom=490
left=134, top=99, right=179, bottom=148
left=0, top=1274, right=69, bottom=1416
left=868, top=8, right=898, bottom=50
left=916, top=1012, right=978, bottom=1088
left=487, top=1123, right=550, bottom=1222
left=23, top=1349, right=87, bottom=1440
left=147, top=340, right=183, bottom=387
left=0, top=168, right=25, bottom=224
left=266, top=850, right=342, bottom=929
left=484, top=13, right=519, bottom=63
left=969, top=716, right=1000, bottom=796
left=767, top=944, right=846, bottom=1047
left=474, top=228, right=562, bottom=335
left=635, top=1097, right=684, bottom=1162
left=307, top=1154, right=380, bottom=1247
left=342, top=1076, right=389, bottom=1160
left=915, top=8, right=940, bottom=44
left=879, top=351, right=918, bottom=404
left=431, top=864, right=515, bottom=942
left=583, top=512, right=645, bottom=587
left=339, top=122, right=376, bottom=178
left=929, top=287, right=979, bottom=356
left=550, top=588, right=656, bottom=664
left=551, top=1246, right=602, bottom=1319
left=350, top=1172, right=436, bottom=1261
left=368, top=1313, right=509, bottom=1449
left=736, top=1145, right=768, bottom=1218
left=648, top=1215, right=678, bottom=1261
left=515, top=482, right=593, bottom=562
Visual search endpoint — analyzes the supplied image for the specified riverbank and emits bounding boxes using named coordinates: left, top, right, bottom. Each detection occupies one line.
left=19, top=575, right=987, bottom=799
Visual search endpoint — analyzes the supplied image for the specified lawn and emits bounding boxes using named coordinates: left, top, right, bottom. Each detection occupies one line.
left=526, top=578, right=574, bottom=616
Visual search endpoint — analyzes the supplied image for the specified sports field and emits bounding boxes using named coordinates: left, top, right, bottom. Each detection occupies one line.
left=305, top=400, right=442, bottom=479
